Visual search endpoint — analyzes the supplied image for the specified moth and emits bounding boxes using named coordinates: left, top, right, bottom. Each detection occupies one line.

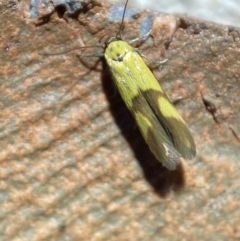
left=82, top=0, right=196, bottom=170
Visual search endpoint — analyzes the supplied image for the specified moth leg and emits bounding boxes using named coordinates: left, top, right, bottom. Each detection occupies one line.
left=128, top=29, right=152, bottom=45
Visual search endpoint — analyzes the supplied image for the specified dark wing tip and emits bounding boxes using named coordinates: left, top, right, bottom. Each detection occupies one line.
left=161, top=151, right=181, bottom=170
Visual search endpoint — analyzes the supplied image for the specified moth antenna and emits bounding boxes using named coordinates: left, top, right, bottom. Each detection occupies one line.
left=116, top=0, right=129, bottom=39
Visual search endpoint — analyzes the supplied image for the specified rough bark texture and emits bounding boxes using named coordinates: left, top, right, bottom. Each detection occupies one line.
left=0, top=0, right=240, bottom=240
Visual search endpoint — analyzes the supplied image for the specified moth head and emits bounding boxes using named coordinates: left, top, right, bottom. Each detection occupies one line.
left=104, top=39, right=132, bottom=62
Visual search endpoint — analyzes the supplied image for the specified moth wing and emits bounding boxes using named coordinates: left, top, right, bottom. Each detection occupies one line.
left=131, top=49, right=196, bottom=162
left=131, top=92, right=181, bottom=170
left=143, top=90, right=196, bottom=160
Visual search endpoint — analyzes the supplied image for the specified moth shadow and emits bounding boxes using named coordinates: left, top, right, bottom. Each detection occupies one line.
left=101, top=61, right=185, bottom=198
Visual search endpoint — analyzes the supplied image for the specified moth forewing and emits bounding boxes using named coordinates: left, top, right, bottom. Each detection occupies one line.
left=131, top=94, right=182, bottom=170
left=104, top=40, right=196, bottom=170
left=143, top=90, right=196, bottom=160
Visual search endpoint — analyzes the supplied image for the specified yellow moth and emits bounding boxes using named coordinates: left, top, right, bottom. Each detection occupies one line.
left=89, top=0, right=196, bottom=170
